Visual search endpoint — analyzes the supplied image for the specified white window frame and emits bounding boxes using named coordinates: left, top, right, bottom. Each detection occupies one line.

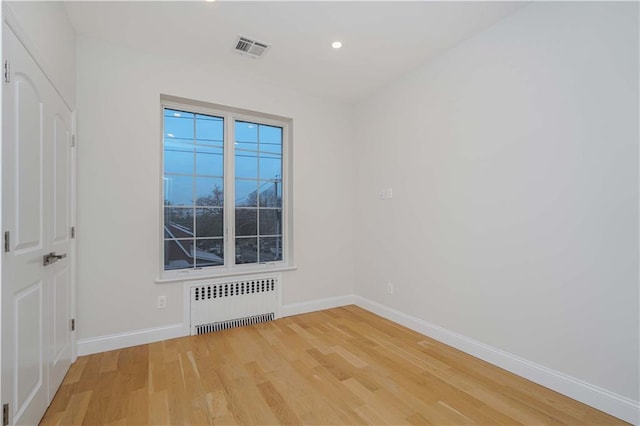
left=158, top=95, right=294, bottom=282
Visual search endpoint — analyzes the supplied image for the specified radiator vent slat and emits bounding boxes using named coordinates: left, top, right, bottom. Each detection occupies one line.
left=195, top=313, right=275, bottom=335
left=189, top=275, right=279, bottom=335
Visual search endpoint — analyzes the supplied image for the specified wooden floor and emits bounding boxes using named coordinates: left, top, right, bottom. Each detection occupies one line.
left=41, top=305, right=627, bottom=425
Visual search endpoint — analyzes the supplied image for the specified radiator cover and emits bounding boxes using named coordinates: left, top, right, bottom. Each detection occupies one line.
left=189, top=276, right=279, bottom=335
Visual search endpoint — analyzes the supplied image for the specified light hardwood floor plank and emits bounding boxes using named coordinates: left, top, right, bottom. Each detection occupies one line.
left=41, top=306, right=628, bottom=425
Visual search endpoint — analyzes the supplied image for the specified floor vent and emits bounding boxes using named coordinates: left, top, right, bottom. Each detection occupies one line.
left=195, top=313, right=275, bottom=335
left=189, top=276, right=278, bottom=335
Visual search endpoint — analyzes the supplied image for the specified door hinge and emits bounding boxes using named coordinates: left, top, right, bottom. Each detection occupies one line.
left=3, top=231, right=9, bottom=253
left=2, top=403, right=8, bottom=426
left=71, top=226, right=75, bottom=239
left=71, top=318, right=75, bottom=332
left=71, top=135, right=76, bottom=147
left=4, top=60, right=9, bottom=83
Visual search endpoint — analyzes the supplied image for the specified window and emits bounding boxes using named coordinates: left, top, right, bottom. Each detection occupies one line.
left=161, top=97, right=291, bottom=278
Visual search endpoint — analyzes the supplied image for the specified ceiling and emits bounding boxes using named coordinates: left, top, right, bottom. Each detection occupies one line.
left=63, top=1, right=526, bottom=104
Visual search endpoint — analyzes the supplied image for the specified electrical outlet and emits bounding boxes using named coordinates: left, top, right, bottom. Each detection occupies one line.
left=379, top=189, right=386, bottom=199
left=387, top=282, right=394, bottom=295
left=157, top=295, right=167, bottom=309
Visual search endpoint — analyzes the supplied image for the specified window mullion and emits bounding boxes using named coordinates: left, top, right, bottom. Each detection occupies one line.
left=192, top=115, right=197, bottom=269
left=256, top=124, right=261, bottom=264
left=226, top=116, right=235, bottom=269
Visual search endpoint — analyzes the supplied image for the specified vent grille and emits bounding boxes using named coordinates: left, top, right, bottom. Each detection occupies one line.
left=234, top=36, right=270, bottom=58
left=195, top=313, right=275, bottom=335
left=193, top=278, right=276, bottom=301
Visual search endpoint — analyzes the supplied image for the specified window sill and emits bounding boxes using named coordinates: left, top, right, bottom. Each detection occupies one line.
left=155, top=264, right=298, bottom=284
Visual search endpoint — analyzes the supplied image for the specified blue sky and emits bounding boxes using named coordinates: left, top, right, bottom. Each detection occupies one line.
left=163, top=109, right=282, bottom=206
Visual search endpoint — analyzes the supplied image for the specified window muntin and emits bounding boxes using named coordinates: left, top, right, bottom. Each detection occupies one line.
left=162, top=103, right=288, bottom=275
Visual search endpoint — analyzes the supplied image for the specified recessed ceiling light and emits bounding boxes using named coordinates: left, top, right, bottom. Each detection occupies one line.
left=205, top=0, right=216, bottom=2
left=331, top=41, right=343, bottom=49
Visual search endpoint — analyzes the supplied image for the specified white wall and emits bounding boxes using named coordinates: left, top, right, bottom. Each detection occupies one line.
left=5, top=1, right=76, bottom=108
left=76, top=37, right=355, bottom=339
left=354, top=1, right=639, bottom=403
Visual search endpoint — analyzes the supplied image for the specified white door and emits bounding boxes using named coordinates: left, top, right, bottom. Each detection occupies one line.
left=46, top=79, right=73, bottom=403
left=1, top=22, right=74, bottom=426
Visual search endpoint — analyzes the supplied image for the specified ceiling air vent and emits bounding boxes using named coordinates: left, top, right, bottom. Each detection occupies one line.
left=234, top=36, right=270, bottom=59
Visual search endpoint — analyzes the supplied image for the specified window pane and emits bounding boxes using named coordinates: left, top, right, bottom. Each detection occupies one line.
left=196, top=145, right=223, bottom=177
left=235, top=150, right=258, bottom=179
left=236, top=179, right=258, bottom=207
left=259, top=143, right=281, bottom=155
left=164, top=239, right=194, bottom=270
left=235, top=121, right=258, bottom=143
left=259, top=124, right=282, bottom=144
left=165, top=207, right=194, bottom=236
left=164, top=175, right=193, bottom=206
left=258, top=181, right=282, bottom=207
left=259, top=209, right=281, bottom=236
left=165, top=109, right=194, bottom=120
left=259, top=155, right=281, bottom=180
left=235, top=237, right=257, bottom=264
left=196, top=208, right=223, bottom=238
left=196, top=115, right=223, bottom=143
left=195, top=177, right=224, bottom=206
left=235, top=208, right=257, bottom=236
left=164, top=114, right=194, bottom=141
left=194, top=239, right=224, bottom=267
left=164, top=142, right=193, bottom=175
left=260, top=237, right=282, bottom=262
left=235, top=142, right=258, bottom=152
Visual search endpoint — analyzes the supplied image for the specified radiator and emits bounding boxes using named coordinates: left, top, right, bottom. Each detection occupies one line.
left=189, top=276, right=279, bottom=335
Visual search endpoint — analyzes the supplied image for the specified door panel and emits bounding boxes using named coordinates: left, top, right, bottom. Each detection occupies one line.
left=52, top=114, right=69, bottom=245
left=49, top=265, right=70, bottom=391
left=52, top=269, right=69, bottom=361
left=2, top=22, right=74, bottom=426
left=14, top=75, right=43, bottom=252
left=14, top=282, right=45, bottom=422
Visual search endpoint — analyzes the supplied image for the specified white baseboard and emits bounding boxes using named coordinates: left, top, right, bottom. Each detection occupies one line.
left=77, top=323, right=188, bottom=356
left=281, top=294, right=356, bottom=317
left=353, top=296, right=639, bottom=425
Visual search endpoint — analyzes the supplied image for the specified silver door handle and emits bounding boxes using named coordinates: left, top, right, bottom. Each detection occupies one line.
left=43, top=252, right=67, bottom=266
